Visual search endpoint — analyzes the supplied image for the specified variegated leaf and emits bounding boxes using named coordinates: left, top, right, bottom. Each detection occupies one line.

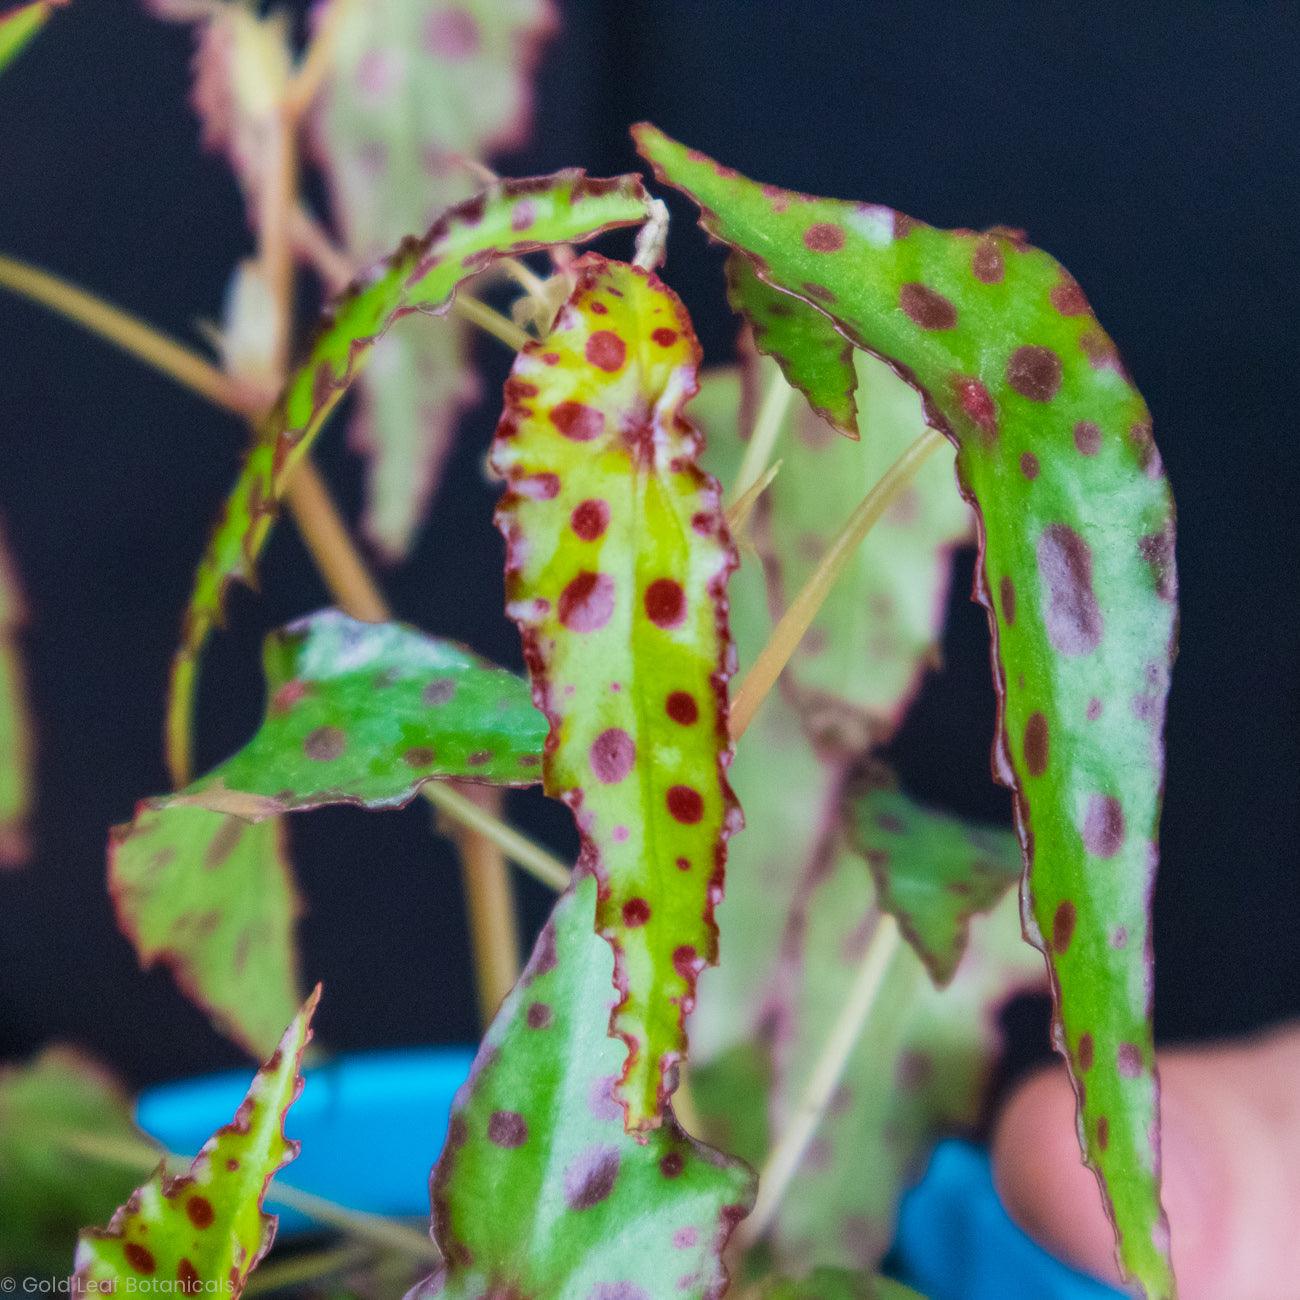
left=167, top=170, right=651, bottom=783
left=313, top=0, right=556, bottom=559
left=74, top=989, right=318, bottom=1293
left=118, top=610, right=545, bottom=1054
left=413, top=874, right=753, bottom=1298
left=845, top=778, right=1022, bottom=986
left=0, top=1050, right=142, bottom=1275
left=491, top=254, right=738, bottom=1132
left=109, top=809, right=300, bottom=1058
left=636, top=126, right=1177, bottom=1297
left=768, top=853, right=1042, bottom=1277
left=760, top=1271, right=924, bottom=1300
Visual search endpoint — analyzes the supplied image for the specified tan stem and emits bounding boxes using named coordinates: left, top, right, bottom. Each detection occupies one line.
left=724, top=458, right=781, bottom=537
left=451, top=293, right=532, bottom=351
left=448, top=784, right=522, bottom=1025
left=729, top=426, right=947, bottom=739
left=735, top=914, right=906, bottom=1250
left=0, top=254, right=258, bottom=416
left=730, top=368, right=797, bottom=506
left=284, top=0, right=356, bottom=121
left=245, top=1244, right=373, bottom=1296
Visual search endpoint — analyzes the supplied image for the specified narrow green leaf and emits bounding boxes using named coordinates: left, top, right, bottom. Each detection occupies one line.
left=767, top=852, right=1043, bottom=1277
left=416, top=874, right=754, bottom=1298
left=74, top=989, right=319, bottom=1293
left=0, top=526, right=32, bottom=863
left=0, top=1049, right=143, bottom=1275
left=0, top=0, right=60, bottom=75
left=116, top=611, right=544, bottom=1054
left=636, top=125, right=1177, bottom=1296
left=726, top=254, right=857, bottom=436
left=313, top=0, right=557, bottom=559
left=168, top=169, right=652, bottom=783
left=491, top=255, right=738, bottom=1132
left=844, top=778, right=1022, bottom=986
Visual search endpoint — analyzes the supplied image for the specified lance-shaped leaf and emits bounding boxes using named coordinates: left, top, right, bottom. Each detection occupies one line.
left=110, top=808, right=301, bottom=1057
left=145, top=0, right=292, bottom=209
left=313, top=0, right=557, bottom=560
left=765, top=850, right=1043, bottom=1278
left=0, top=0, right=61, bottom=74
left=491, top=255, right=739, bottom=1132
left=750, top=351, right=972, bottom=755
left=689, top=366, right=842, bottom=1064
left=726, top=254, right=857, bottom=437
left=0, top=1049, right=143, bottom=1275
left=414, top=874, right=753, bottom=1299
left=845, top=778, right=1022, bottom=986
left=74, top=988, right=318, bottom=1293
left=117, top=611, right=546, bottom=1054
left=0, top=524, right=32, bottom=863
left=168, top=170, right=651, bottom=783
left=636, top=125, right=1178, bottom=1296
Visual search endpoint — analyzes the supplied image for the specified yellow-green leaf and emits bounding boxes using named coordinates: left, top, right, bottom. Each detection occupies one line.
left=491, top=255, right=738, bottom=1132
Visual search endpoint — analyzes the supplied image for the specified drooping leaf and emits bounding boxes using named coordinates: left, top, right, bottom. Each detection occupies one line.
left=766, top=851, right=1043, bottom=1278
left=491, top=254, right=738, bottom=1132
left=689, top=368, right=838, bottom=1062
left=759, top=1270, right=924, bottom=1300
left=0, top=524, right=32, bottom=864
left=751, top=352, right=972, bottom=755
left=0, top=1049, right=143, bottom=1276
left=313, top=0, right=557, bottom=560
left=74, top=988, right=318, bottom=1293
left=145, top=0, right=292, bottom=211
left=0, top=0, right=61, bottom=75
left=178, top=609, right=546, bottom=815
left=117, top=611, right=545, bottom=1054
left=636, top=125, right=1177, bottom=1296
left=168, top=170, right=652, bottom=783
left=109, top=808, right=301, bottom=1057
left=844, top=778, right=1022, bottom=986
left=726, top=254, right=857, bottom=437
left=414, top=874, right=753, bottom=1299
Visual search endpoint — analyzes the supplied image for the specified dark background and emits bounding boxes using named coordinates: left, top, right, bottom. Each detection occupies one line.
left=0, top=1, right=1295, bottom=1089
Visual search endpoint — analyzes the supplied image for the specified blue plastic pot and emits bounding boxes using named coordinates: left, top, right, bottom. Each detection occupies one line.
left=137, top=1049, right=1122, bottom=1300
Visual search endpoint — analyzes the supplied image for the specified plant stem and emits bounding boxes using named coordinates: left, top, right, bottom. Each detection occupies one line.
left=448, top=784, right=523, bottom=1024
left=55, top=1129, right=440, bottom=1261
left=0, top=253, right=259, bottom=416
left=245, top=1243, right=373, bottom=1296
left=730, top=367, right=797, bottom=507
left=451, top=292, right=532, bottom=351
left=734, top=914, right=905, bottom=1251
left=284, top=0, right=356, bottom=121
left=724, top=458, right=781, bottom=537
left=729, top=425, right=947, bottom=739
left=425, top=782, right=570, bottom=891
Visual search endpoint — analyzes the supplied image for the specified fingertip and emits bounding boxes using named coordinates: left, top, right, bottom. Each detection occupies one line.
left=992, top=1065, right=1125, bottom=1286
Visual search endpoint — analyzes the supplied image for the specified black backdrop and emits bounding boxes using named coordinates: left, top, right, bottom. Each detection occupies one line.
left=0, top=0, right=1295, bottom=1090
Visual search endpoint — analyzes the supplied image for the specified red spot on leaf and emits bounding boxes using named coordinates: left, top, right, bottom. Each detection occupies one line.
left=803, top=222, right=846, bottom=252
left=622, top=897, right=651, bottom=927
left=1020, top=451, right=1040, bottom=479
left=1037, top=524, right=1102, bottom=655
left=665, top=691, right=698, bottom=724
left=666, top=786, right=703, bottom=824
left=1000, top=576, right=1016, bottom=625
left=972, top=236, right=1005, bottom=283
left=659, top=1151, right=684, bottom=1178
left=570, top=498, right=610, bottom=541
left=303, top=726, right=345, bottom=761
left=586, top=330, right=627, bottom=372
left=564, top=1145, right=619, bottom=1209
left=1007, top=345, right=1063, bottom=401
left=651, top=327, right=679, bottom=346
left=1024, top=712, right=1049, bottom=776
left=186, top=1195, right=214, bottom=1229
left=900, top=283, right=957, bottom=329
left=590, top=728, right=635, bottom=784
left=1052, top=900, right=1077, bottom=954
left=550, top=401, right=604, bottom=441
left=1073, top=420, right=1102, bottom=455
left=125, top=1243, right=156, bottom=1274
left=1083, top=795, right=1126, bottom=858
left=644, top=578, right=685, bottom=628
left=558, top=571, right=615, bottom=632
left=1078, top=1033, right=1095, bottom=1070
left=954, top=376, right=998, bottom=438
left=424, top=7, right=480, bottom=59
left=487, top=1110, right=528, bottom=1147
left=1118, top=1042, right=1143, bottom=1077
